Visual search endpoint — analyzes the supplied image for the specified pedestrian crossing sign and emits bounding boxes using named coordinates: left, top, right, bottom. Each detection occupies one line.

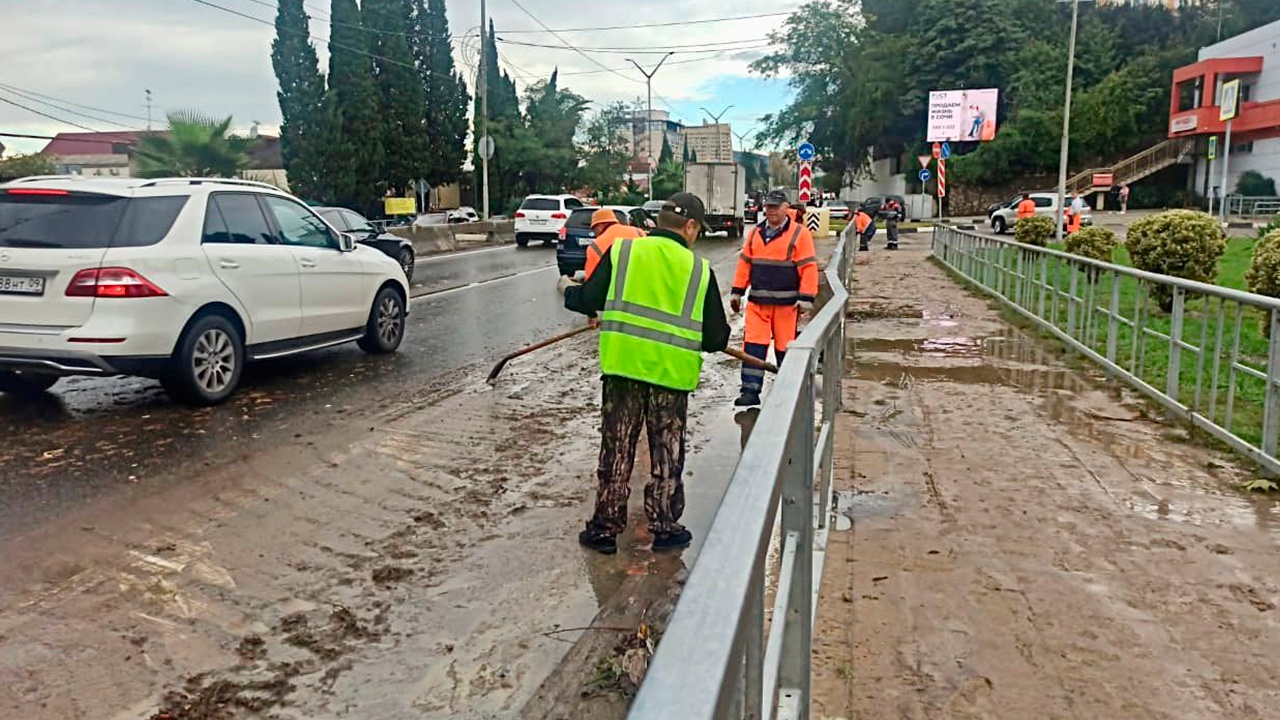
left=1208, top=136, right=1218, bottom=161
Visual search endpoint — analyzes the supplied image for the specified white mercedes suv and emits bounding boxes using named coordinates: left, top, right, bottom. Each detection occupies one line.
left=0, top=176, right=410, bottom=406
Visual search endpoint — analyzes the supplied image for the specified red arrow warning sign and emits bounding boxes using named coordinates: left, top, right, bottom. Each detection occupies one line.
left=798, top=161, right=813, bottom=203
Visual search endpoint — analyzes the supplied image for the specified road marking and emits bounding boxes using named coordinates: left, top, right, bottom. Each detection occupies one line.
left=410, top=264, right=557, bottom=303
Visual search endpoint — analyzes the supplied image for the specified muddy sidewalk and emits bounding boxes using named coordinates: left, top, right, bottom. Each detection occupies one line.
left=812, top=240, right=1280, bottom=718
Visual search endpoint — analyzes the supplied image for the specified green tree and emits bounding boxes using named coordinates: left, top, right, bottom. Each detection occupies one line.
left=0, top=153, right=54, bottom=181
left=407, top=0, right=470, bottom=184
left=652, top=158, right=685, bottom=199
left=475, top=20, right=531, bottom=212
left=577, top=102, right=632, bottom=197
left=523, top=70, right=589, bottom=192
left=133, top=112, right=253, bottom=178
left=271, top=0, right=328, bottom=200
left=659, top=133, right=674, bottom=165
left=364, top=0, right=428, bottom=191
left=325, top=0, right=384, bottom=212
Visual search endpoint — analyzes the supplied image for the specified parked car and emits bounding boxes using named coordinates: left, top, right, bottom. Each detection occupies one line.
left=0, top=176, right=410, bottom=406
left=642, top=199, right=665, bottom=219
left=987, top=193, right=1026, bottom=219
left=860, top=195, right=907, bottom=222
left=514, top=194, right=585, bottom=247
left=827, top=200, right=851, bottom=221
left=989, top=192, right=1093, bottom=234
left=316, top=206, right=416, bottom=281
left=448, top=206, right=479, bottom=224
left=556, top=206, right=651, bottom=277
left=744, top=198, right=760, bottom=224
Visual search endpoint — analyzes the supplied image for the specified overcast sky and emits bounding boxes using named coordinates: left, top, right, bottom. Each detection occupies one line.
left=0, top=0, right=799, bottom=157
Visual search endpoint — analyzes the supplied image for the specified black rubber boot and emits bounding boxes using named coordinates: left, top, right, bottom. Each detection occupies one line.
left=578, top=526, right=618, bottom=555
left=652, top=529, right=693, bottom=552
left=734, top=392, right=762, bottom=407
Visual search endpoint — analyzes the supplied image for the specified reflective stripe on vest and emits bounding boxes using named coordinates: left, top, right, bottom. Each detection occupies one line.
left=746, top=223, right=804, bottom=305
left=599, top=238, right=711, bottom=392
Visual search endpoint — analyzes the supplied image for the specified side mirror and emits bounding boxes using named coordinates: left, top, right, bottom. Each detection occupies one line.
left=338, top=232, right=357, bottom=252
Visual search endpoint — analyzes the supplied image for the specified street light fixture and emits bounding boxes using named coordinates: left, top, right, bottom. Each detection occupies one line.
left=1055, top=0, right=1094, bottom=243
left=700, top=105, right=735, bottom=124
left=627, top=52, right=675, bottom=202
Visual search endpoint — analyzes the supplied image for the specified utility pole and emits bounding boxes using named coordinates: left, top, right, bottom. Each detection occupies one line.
left=1055, top=0, right=1085, bottom=244
left=627, top=52, right=675, bottom=202
left=479, top=0, right=490, bottom=220
left=145, top=89, right=153, bottom=132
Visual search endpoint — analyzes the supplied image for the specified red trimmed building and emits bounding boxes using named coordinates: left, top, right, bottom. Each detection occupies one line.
left=1168, top=18, right=1280, bottom=199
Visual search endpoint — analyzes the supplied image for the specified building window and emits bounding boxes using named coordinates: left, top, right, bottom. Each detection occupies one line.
left=1177, top=79, right=1198, bottom=112
left=1233, top=141, right=1254, bottom=154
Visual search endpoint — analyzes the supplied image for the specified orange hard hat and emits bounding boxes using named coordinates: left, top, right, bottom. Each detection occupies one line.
left=591, top=208, right=619, bottom=228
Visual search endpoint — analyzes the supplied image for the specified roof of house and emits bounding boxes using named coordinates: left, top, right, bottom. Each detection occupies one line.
left=248, top=135, right=283, bottom=170
left=40, top=131, right=143, bottom=156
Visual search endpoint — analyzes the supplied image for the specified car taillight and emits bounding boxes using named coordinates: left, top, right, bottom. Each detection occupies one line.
left=551, top=212, right=567, bottom=220
left=515, top=212, right=526, bottom=219
left=557, top=226, right=567, bottom=241
left=66, top=267, right=168, bottom=298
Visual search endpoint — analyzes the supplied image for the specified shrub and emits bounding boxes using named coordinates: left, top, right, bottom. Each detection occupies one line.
left=1065, top=226, right=1118, bottom=263
left=1014, top=215, right=1055, bottom=247
left=1125, top=210, right=1226, bottom=311
left=1236, top=170, right=1277, bottom=198
left=1246, top=229, right=1280, bottom=337
left=1257, top=216, right=1280, bottom=241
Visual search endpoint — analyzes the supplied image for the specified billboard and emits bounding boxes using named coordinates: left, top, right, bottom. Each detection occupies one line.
left=927, top=88, right=1000, bottom=143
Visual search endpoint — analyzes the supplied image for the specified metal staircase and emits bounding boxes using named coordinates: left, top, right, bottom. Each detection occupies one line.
left=1066, top=138, right=1197, bottom=195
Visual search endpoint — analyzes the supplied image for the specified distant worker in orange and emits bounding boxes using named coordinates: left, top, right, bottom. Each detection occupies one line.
left=1015, top=194, right=1036, bottom=221
left=730, top=189, right=819, bottom=407
left=853, top=206, right=876, bottom=252
left=584, top=208, right=646, bottom=279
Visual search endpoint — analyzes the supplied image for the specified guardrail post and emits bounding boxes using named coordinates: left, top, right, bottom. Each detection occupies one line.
left=1264, top=309, right=1280, bottom=458
left=778, top=364, right=816, bottom=720
left=1067, top=266, right=1080, bottom=338
left=1167, top=287, right=1185, bottom=409
left=1107, top=271, right=1120, bottom=364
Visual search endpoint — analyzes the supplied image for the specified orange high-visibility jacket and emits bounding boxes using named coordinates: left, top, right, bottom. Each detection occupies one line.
left=853, top=210, right=874, bottom=234
left=1016, top=198, right=1036, bottom=220
left=584, top=224, right=646, bottom=278
left=732, top=219, right=819, bottom=306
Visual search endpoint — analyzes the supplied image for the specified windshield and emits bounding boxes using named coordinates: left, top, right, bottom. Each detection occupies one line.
left=567, top=208, right=597, bottom=229
left=0, top=192, right=188, bottom=249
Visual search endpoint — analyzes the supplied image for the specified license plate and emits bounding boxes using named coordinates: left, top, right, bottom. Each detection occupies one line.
left=0, top=275, right=45, bottom=296
left=530, top=218, right=547, bottom=225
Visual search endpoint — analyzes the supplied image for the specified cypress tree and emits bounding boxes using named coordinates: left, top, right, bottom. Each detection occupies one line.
left=407, top=0, right=470, bottom=184
left=325, top=0, right=384, bottom=213
left=364, top=0, right=429, bottom=193
left=659, top=134, right=673, bottom=165
left=271, top=0, right=327, bottom=201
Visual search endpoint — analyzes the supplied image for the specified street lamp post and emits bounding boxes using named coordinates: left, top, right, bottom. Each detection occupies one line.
left=1055, top=0, right=1088, bottom=244
left=700, top=105, right=735, bottom=125
left=628, top=53, right=675, bottom=202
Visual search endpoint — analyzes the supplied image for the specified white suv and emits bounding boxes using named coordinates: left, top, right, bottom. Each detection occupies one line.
left=514, top=194, right=585, bottom=247
left=0, top=176, right=410, bottom=406
left=990, top=192, right=1093, bottom=234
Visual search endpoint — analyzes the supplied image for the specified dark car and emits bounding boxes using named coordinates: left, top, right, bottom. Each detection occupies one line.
left=744, top=198, right=760, bottom=224
left=827, top=200, right=851, bottom=221
left=316, top=206, right=416, bottom=281
left=556, top=206, right=652, bottom=277
left=987, top=193, right=1026, bottom=219
left=860, top=195, right=907, bottom=222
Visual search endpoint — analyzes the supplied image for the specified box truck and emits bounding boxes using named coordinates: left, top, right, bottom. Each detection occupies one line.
left=684, top=162, right=746, bottom=238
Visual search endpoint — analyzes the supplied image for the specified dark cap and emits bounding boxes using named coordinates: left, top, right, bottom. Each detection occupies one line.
left=662, top=192, right=710, bottom=231
left=763, top=189, right=790, bottom=206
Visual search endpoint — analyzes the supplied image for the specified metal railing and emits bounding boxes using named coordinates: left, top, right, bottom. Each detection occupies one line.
left=628, top=226, right=852, bottom=720
left=1066, top=139, right=1195, bottom=195
left=933, top=226, right=1280, bottom=475
left=1224, top=195, right=1280, bottom=218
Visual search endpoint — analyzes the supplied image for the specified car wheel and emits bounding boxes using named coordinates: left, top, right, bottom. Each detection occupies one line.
left=0, top=370, right=58, bottom=395
left=162, top=314, right=244, bottom=406
left=516, top=234, right=530, bottom=248
left=358, top=286, right=406, bottom=355
left=397, top=247, right=415, bottom=282
left=993, top=217, right=1007, bottom=234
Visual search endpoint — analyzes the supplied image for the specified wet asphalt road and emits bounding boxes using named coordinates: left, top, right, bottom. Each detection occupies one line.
left=0, top=239, right=744, bottom=540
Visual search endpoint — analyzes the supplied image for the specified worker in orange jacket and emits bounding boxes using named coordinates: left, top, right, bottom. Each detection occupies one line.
left=730, top=189, right=819, bottom=407
left=1015, top=194, right=1036, bottom=221
left=584, top=208, right=645, bottom=279
left=853, top=207, right=875, bottom=251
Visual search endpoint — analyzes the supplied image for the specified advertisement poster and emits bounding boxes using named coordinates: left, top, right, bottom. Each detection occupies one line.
left=927, top=88, right=1000, bottom=142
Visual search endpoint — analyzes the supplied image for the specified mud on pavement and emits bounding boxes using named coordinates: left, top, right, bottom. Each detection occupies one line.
left=0, top=312, right=748, bottom=719
left=812, top=239, right=1280, bottom=719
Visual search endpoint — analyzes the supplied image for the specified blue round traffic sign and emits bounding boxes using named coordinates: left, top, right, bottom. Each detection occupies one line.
left=940, top=142, right=951, bottom=160
left=797, top=142, right=816, bottom=162
left=919, top=169, right=931, bottom=182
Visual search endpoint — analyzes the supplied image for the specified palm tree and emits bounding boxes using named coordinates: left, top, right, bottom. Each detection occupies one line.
left=133, top=111, right=254, bottom=178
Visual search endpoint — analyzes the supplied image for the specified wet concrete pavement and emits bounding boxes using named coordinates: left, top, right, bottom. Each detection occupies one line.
left=0, top=233, right=773, bottom=718
left=810, top=239, right=1280, bottom=719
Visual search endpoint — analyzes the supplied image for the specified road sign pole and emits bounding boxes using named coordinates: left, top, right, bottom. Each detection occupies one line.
left=1220, top=119, right=1233, bottom=224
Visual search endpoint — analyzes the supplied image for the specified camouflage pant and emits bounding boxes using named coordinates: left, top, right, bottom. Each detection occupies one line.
left=590, top=376, right=688, bottom=537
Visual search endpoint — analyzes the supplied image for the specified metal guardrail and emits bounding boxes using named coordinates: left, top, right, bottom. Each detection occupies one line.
left=628, top=226, right=852, bottom=720
left=1224, top=195, right=1280, bottom=217
left=933, top=226, right=1280, bottom=475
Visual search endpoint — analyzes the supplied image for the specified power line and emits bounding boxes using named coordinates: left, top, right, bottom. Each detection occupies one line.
left=503, top=0, right=642, bottom=87
left=0, top=86, right=138, bottom=130
left=495, top=12, right=791, bottom=34
left=233, top=0, right=473, bottom=44
left=496, top=38, right=772, bottom=55
left=0, top=82, right=153, bottom=124
left=0, top=95, right=101, bottom=133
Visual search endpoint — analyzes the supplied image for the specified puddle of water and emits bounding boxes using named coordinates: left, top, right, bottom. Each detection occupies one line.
left=834, top=489, right=901, bottom=521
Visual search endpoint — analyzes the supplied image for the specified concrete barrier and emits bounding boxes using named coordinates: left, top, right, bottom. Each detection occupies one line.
left=389, top=220, right=515, bottom=256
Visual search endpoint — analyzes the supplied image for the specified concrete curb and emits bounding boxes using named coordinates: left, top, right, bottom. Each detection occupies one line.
left=389, top=220, right=516, bottom=257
